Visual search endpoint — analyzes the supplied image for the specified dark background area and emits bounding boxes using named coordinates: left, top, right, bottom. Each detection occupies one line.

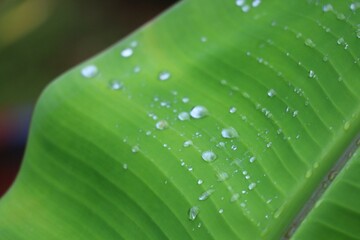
left=0, top=0, right=177, bottom=197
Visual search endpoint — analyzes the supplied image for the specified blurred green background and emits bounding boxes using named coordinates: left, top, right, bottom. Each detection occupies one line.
left=0, top=0, right=177, bottom=196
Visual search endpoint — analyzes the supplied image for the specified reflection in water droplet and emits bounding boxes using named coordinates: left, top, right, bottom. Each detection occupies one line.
left=198, top=189, right=215, bottom=201
left=190, top=106, right=209, bottom=119
left=121, top=48, right=133, bottom=58
left=81, top=65, right=98, bottom=78
left=178, top=112, right=190, bottom=121
left=202, top=150, right=217, bottom=162
left=156, top=120, right=169, bottom=130
left=221, top=127, right=239, bottom=139
left=183, top=140, right=193, bottom=147
left=188, top=206, right=200, bottom=221
left=159, top=71, right=171, bottom=81
left=248, top=182, right=257, bottom=190
left=267, top=89, right=276, bottom=98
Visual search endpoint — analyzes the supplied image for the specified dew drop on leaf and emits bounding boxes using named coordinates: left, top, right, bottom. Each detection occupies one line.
left=221, top=127, right=239, bottom=139
left=350, top=2, right=360, bottom=11
left=322, top=4, right=333, bottom=12
left=123, top=163, right=128, bottom=170
left=109, top=80, right=123, bottom=90
left=267, top=89, right=277, bottom=98
left=183, top=140, right=193, bottom=147
left=121, top=48, right=133, bottom=58
left=248, top=182, right=257, bottom=190
left=178, top=112, right=190, bottom=121
left=218, top=208, right=224, bottom=214
left=190, top=106, right=209, bottom=119
left=197, top=179, right=203, bottom=185
left=202, top=150, right=217, bottom=162
left=131, top=145, right=140, bottom=153
left=235, top=0, right=245, bottom=6
left=198, top=189, right=215, bottom=201
left=158, top=71, right=171, bottom=81
left=188, top=206, right=200, bottom=221
left=252, top=0, right=261, bottom=7
left=155, top=120, right=169, bottom=130
left=81, top=65, right=98, bottom=78
left=229, top=106, right=237, bottom=113
left=182, top=97, right=190, bottom=103
left=249, top=156, right=256, bottom=163
left=304, top=38, right=316, bottom=48
left=217, top=172, right=229, bottom=181
left=308, top=70, right=316, bottom=78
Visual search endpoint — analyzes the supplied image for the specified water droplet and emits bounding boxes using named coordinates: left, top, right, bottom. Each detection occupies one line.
left=344, top=121, right=351, bottom=130
left=337, top=13, right=346, bottom=20
left=123, top=163, right=128, bottom=170
left=350, top=2, right=360, bottom=11
left=267, top=89, right=277, bottom=98
left=218, top=208, right=224, bottom=214
left=134, top=66, right=141, bottom=73
left=252, top=0, right=261, bottom=7
left=200, top=36, right=207, bottom=42
left=221, top=127, right=239, bottom=139
left=201, top=150, right=217, bottom=162
left=190, top=106, right=209, bottom=119
left=230, top=193, right=240, bottom=202
left=121, top=48, right=133, bottom=58
left=109, top=80, right=123, bottom=90
left=217, top=172, right=229, bottom=181
left=248, top=182, right=257, bottom=190
left=304, top=38, right=316, bottom=48
left=131, top=145, right=140, bottom=153
left=178, top=112, right=190, bottom=121
left=182, top=97, right=190, bottom=103
left=197, top=179, right=203, bottom=185
left=182, top=140, right=193, bottom=148
left=155, top=120, right=169, bottom=130
left=81, top=65, right=98, bottom=78
left=242, top=5, right=250, bottom=12
left=292, top=110, right=299, bottom=117
left=337, top=37, right=345, bottom=45
left=158, top=71, right=171, bottom=81
left=229, top=106, right=237, bottom=113
left=188, top=206, right=200, bottom=221
left=198, top=189, right=215, bottom=201
left=249, top=156, right=256, bottom=163
left=309, top=70, right=316, bottom=78
left=235, top=0, right=245, bottom=6
left=305, top=169, right=312, bottom=178
left=322, top=4, right=333, bottom=12
left=231, top=145, right=238, bottom=151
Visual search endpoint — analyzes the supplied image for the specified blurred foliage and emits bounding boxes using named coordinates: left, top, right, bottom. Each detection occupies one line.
left=0, top=0, right=176, bottom=107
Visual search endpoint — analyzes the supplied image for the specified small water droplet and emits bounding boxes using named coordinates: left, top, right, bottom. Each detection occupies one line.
left=81, top=65, right=98, bottom=78
left=188, top=206, right=200, bottom=221
left=202, top=150, right=217, bottom=162
left=217, top=172, right=229, bottom=181
left=156, top=120, right=169, bottom=130
left=344, top=121, right=351, bottom=130
left=350, top=2, right=360, bottom=11
left=221, top=127, right=239, bottom=139
left=197, top=179, right=203, bottom=185
left=249, top=156, right=256, bottom=163
left=305, top=169, right=312, bottom=178
left=267, top=89, right=277, bottom=98
left=183, top=140, right=193, bottom=148
left=230, top=193, right=240, bottom=202
left=123, top=163, right=128, bottom=170
left=218, top=208, right=224, bottom=214
left=131, top=145, right=140, bottom=153
left=231, top=145, right=238, bottom=151
left=235, top=0, right=245, bottom=6
left=200, top=36, right=207, bottom=42
left=252, top=0, right=261, bottom=7
left=322, top=4, right=333, bottom=12
left=242, top=5, right=250, bottom=12
left=158, top=71, right=171, bottom=81
left=121, top=48, right=133, bottom=58
left=134, top=66, right=141, bottom=73
left=178, top=112, right=190, bottom=121
left=309, top=70, right=316, bottom=78
left=109, top=80, right=123, bottom=90
left=304, top=38, right=316, bottom=48
left=198, top=189, right=215, bottom=201
left=190, top=106, right=209, bottom=119
left=182, top=97, right=190, bottom=103
left=229, top=106, right=237, bottom=113
left=292, top=110, right=299, bottom=117
left=337, top=13, right=346, bottom=20
left=248, top=182, right=257, bottom=190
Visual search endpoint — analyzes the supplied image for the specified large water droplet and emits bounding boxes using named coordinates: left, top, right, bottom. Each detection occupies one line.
left=190, top=106, right=209, bottom=119
left=221, top=127, right=239, bottom=139
left=81, top=65, right=98, bottom=78
left=121, top=48, right=133, bottom=58
left=158, top=71, right=171, bottom=81
left=178, top=112, right=190, bottom=121
left=156, top=120, right=169, bottom=130
left=198, top=189, right=215, bottom=201
left=201, top=150, right=217, bottom=162
left=188, top=206, right=200, bottom=221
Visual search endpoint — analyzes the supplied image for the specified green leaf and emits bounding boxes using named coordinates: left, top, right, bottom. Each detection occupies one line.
left=1, top=0, right=360, bottom=239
